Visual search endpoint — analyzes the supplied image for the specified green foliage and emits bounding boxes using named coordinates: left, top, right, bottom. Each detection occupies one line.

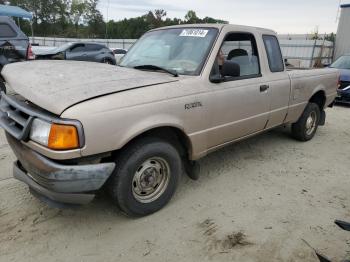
left=325, top=33, right=335, bottom=43
left=8, top=0, right=105, bottom=37
left=185, top=10, right=199, bottom=23
left=5, top=0, right=228, bottom=38
left=106, top=10, right=228, bottom=39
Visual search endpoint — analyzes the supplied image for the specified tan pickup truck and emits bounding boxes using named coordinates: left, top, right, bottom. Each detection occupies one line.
left=0, top=24, right=338, bottom=216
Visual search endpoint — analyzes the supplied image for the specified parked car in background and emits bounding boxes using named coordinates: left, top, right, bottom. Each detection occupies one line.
left=31, top=45, right=57, bottom=55
left=35, top=42, right=116, bottom=65
left=330, top=54, right=350, bottom=104
left=0, top=16, right=34, bottom=92
left=113, top=48, right=127, bottom=64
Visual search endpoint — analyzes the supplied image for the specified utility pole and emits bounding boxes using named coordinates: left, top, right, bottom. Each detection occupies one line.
left=105, top=0, right=110, bottom=39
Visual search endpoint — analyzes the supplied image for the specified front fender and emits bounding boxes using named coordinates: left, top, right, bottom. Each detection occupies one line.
left=117, top=115, right=187, bottom=149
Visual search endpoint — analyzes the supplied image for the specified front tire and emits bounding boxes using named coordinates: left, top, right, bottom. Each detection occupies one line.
left=107, top=137, right=182, bottom=217
left=0, top=81, right=6, bottom=94
left=291, top=102, right=321, bottom=141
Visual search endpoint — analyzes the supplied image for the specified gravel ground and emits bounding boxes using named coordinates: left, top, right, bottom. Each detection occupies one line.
left=0, top=105, right=350, bottom=262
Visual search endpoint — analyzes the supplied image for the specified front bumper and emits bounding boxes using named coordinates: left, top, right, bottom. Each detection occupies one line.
left=7, top=133, right=115, bottom=205
left=335, top=89, right=350, bottom=104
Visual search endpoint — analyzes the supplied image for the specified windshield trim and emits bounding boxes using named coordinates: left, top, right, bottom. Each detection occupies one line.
left=198, top=27, right=223, bottom=77
left=120, top=27, right=219, bottom=76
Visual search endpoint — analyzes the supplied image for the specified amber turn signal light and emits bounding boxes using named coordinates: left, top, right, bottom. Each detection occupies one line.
left=48, top=124, right=79, bottom=150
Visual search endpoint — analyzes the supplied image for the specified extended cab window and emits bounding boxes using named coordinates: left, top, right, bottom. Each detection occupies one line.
left=263, top=35, right=284, bottom=72
left=212, top=33, right=261, bottom=80
left=0, top=24, right=17, bottom=38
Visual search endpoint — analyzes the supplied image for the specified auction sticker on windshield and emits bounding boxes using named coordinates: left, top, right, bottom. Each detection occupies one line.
left=180, top=29, right=209, bottom=37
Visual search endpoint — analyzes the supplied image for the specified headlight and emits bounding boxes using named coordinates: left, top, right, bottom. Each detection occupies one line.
left=29, top=118, right=80, bottom=150
left=29, top=118, right=51, bottom=146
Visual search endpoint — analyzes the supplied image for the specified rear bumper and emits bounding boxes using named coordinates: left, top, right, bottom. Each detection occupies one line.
left=7, top=133, right=115, bottom=205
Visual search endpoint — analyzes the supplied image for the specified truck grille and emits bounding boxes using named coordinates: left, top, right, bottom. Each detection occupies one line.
left=0, top=93, right=34, bottom=140
left=339, top=81, right=350, bottom=90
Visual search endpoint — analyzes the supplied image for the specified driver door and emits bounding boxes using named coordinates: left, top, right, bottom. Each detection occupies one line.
left=207, top=32, right=270, bottom=148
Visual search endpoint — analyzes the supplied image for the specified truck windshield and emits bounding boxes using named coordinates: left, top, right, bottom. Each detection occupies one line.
left=330, top=55, right=350, bottom=70
left=120, top=28, right=218, bottom=75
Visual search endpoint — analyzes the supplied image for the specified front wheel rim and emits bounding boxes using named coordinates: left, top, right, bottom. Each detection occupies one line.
left=305, top=111, right=317, bottom=136
left=132, top=157, right=170, bottom=203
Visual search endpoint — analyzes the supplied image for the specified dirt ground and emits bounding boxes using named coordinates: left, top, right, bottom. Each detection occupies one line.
left=0, top=105, right=349, bottom=262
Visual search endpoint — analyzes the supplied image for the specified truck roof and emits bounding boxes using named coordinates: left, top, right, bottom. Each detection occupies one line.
left=151, top=23, right=276, bottom=35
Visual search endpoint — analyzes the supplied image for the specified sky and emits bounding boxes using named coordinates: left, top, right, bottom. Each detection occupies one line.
left=97, top=0, right=345, bottom=34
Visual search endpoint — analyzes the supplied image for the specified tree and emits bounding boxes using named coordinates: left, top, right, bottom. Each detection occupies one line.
left=0, top=2, right=228, bottom=39
left=310, top=26, right=322, bottom=40
left=325, top=33, right=335, bottom=43
left=144, top=9, right=167, bottom=29
left=154, top=9, right=167, bottom=22
left=70, top=0, right=88, bottom=36
left=202, top=16, right=228, bottom=24
left=185, top=10, right=199, bottom=23
left=87, top=7, right=104, bottom=37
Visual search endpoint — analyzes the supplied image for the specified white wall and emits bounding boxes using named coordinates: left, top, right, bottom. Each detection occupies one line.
left=335, top=5, right=350, bottom=59
left=280, top=39, right=334, bottom=68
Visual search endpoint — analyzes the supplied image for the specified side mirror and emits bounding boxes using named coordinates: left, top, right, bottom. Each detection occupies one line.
left=209, top=61, right=241, bottom=83
left=222, top=61, right=240, bottom=77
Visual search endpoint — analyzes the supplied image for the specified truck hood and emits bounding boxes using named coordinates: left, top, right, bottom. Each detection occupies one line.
left=339, top=69, right=350, bottom=82
left=1, top=60, right=179, bottom=115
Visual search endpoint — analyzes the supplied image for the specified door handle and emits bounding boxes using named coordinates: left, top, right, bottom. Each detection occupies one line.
left=260, top=85, right=269, bottom=92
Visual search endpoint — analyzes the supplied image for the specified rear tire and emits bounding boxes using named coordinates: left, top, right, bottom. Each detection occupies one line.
left=107, top=137, right=182, bottom=217
left=291, top=102, right=320, bottom=141
left=102, top=58, right=113, bottom=65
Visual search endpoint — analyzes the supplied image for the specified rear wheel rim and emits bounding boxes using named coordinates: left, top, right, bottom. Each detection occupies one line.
left=132, top=157, right=170, bottom=203
left=305, top=111, right=317, bottom=136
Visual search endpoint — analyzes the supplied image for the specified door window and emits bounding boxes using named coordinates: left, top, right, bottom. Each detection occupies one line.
left=70, top=44, right=86, bottom=52
left=86, top=44, right=103, bottom=51
left=213, top=33, right=261, bottom=80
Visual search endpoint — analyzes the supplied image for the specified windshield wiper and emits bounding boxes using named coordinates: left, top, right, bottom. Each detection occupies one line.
left=134, top=65, right=178, bottom=77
